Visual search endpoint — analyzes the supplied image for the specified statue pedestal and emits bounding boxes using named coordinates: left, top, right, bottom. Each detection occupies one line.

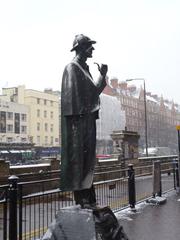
left=42, top=205, right=128, bottom=240
left=42, top=205, right=96, bottom=240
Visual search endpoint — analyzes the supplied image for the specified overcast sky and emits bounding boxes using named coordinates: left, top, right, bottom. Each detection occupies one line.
left=0, top=0, right=180, bottom=103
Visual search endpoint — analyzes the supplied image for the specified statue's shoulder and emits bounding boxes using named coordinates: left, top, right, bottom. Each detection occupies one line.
left=64, top=61, right=79, bottom=72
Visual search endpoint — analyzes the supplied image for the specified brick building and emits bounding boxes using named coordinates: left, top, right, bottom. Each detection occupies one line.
left=103, top=78, right=180, bottom=153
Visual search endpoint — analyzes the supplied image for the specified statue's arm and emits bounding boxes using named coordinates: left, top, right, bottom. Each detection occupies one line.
left=95, top=64, right=108, bottom=94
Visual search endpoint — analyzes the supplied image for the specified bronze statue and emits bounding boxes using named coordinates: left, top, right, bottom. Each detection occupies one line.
left=61, top=34, right=108, bottom=208
left=41, top=34, right=129, bottom=240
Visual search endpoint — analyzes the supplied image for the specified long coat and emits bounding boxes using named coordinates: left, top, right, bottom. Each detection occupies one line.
left=60, top=58, right=106, bottom=191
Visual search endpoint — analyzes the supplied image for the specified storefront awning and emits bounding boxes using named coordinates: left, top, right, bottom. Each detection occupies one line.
left=0, top=150, right=9, bottom=153
left=9, top=150, right=21, bottom=153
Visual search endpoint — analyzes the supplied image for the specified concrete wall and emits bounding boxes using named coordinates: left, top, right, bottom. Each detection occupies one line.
left=0, top=157, right=60, bottom=184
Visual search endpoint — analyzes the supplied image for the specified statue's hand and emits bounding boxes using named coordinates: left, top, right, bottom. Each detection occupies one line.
left=100, top=64, right=108, bottom=77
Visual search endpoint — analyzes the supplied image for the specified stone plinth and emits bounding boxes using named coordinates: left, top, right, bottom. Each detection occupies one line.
left=111, top=129, right=140, bottom=160
left=42, top=205, right=96, bottom=240
left=42, top=205, right=129, bottom=240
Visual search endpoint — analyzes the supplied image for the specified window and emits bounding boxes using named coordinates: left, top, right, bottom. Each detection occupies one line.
left=50, top=111, right=53, bottom=119
left=7, top=124, right=13, bottom=132
left=44, top=99, right=47, bottom=105
left=21, top=138, right=27, bottom=142
left=7, top=112, right=13, bottom=120
left=50, top=101, right=53, bottom=106
left=21, top=126, right=27, bottom=134
left=37, top=122, right=40, bottom=131
left=0, top=111, right=6, bottom=133
left=37, top=136, right=40, bottom=144
left=7, top=137, right=13, bottom=143
left=37, top=98, right=40, bottom=104
left=14, top=113, right=20, bottom=134
left=44, top=110, right=47, bottom=118
left=37, top=109, right=40, bottom=117
left=50, top=136, right=53, bottom=145
left=45, top=123, right=48, bottom=131
left=45, top=136, right=48, bottom=145
left=50, top=124, right=53, bottom=132
left=21, top=114, right=27, bottom=121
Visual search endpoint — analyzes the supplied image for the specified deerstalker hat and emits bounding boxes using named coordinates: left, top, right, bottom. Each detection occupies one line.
left=70, top=34, right=96, bottom=52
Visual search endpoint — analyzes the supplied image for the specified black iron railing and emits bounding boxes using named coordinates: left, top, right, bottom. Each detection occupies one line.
left=0, top=184, right=8, bottom=240
left=0, top=161, right=176, bottom=240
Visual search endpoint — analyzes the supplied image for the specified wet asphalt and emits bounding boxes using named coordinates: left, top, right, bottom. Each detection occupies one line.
left=117, top=191, right=180, bottom=240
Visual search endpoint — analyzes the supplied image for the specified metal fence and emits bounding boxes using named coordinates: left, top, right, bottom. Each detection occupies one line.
left=0, top=161, right=176, bottom=240
left=0, top=184, right=8, bottom=240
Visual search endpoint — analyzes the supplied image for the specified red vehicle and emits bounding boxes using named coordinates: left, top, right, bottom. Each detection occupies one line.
left=96, top=154, right=111, bottom=159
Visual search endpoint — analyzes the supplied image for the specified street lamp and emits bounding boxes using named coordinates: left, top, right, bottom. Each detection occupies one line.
left=126, top=78, right=148, bottom=157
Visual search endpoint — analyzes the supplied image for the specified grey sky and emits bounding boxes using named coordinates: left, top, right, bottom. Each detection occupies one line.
left=0, top=0, right=180, bottom=103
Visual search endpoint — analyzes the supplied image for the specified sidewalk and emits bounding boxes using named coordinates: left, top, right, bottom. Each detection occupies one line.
left=116, top=191, right=180, bottom=240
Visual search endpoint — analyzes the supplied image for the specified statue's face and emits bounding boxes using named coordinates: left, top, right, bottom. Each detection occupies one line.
left=85, top=44, right=95, bottom=58
left=79, top=43, right=94, bottom=58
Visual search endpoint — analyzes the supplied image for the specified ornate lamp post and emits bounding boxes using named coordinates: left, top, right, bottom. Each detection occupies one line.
left=126, top=78, right=148, bottom=157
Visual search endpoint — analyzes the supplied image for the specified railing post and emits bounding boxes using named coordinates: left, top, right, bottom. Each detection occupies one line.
left=3, top=188, right=8, bottom=240
left=175, top=160, right=179, bottom=189
left=8, top=175, right=19, bottom=240
left=128, top=164, right=136, bottom=209
left=19, top=184, right=23, bottom=240
left=172, top=160, right=180, bottom=190
left=173, top=160, right=176, bottom=189
left=153, top=161, right=162, bottom=197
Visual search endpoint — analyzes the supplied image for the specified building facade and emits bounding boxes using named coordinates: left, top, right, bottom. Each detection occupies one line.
left=103, top=78, right=180, bottom=153
left=1, top=85, right=59, bottom=147
left=0, top=98, right=29, bottom=143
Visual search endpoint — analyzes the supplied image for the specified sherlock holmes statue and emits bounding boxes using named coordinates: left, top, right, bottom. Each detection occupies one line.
left=61, top=34, right=107, bottom=208
left=60, top=34, right=128, bottom=240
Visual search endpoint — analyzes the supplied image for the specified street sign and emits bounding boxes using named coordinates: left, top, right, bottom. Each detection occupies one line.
left=176, top=125, right=180, bottom=130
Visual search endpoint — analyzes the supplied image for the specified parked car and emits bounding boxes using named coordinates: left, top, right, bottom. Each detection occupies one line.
left=142, top=147, right=172, bottom=156
left=96, top=154, right=111, bottom=159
